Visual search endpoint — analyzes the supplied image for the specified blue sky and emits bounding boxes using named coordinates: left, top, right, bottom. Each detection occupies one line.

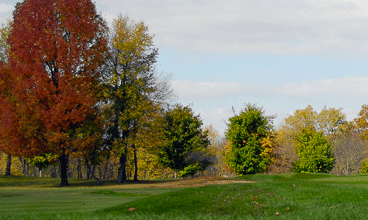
left=2, top=0, right=368, bottom=135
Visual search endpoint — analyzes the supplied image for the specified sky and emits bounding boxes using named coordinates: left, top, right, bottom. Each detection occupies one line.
left=2, top=0, right=368, bottom=136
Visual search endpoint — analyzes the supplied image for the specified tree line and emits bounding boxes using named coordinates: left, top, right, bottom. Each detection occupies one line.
left=0, top=0, right=212, bottom=186
left=224, top=104, right=368, bottom=176
left=1, top=0, right=368, bottom=185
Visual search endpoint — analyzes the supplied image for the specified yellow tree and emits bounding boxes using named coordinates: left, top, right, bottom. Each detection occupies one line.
left=315, top=107, right=346, bottom=138
left=274, top=105, right=347, bottom=173
left=102, top=15, right=172, bottom=183
left=355, top=105, right=368, bottom=139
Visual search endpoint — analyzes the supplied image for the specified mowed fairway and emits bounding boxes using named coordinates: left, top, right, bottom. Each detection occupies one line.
left=1, top=174, right=368, bottom=219
left=0, top=177, right=177, bottom=219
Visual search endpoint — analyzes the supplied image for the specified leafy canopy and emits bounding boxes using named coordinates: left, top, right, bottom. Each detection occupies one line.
left=224, top=104, right=274, bottom=175
left=158, top=105, right=210, bottom=172
left=293, top=128, right=334, bottom=173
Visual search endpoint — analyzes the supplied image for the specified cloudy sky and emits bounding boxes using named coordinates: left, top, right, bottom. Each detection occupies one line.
left=2, top=0, right=368, bottom=136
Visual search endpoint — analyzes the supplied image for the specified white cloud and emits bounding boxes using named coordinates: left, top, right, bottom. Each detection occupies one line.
left=4, top=1, right=368, bottom=55
left=171, top=80, right=245, bottom=100
left=93, top=0, right=368, bottom=55
left=278, top=76, right=368, bottom=97
left=172, top=76, right=368, bottom=100
left=0, top=3, right=13, bottom=13
left=194, top=107, right=233, bottom=136
left=0, top=3, right=14, bottom=25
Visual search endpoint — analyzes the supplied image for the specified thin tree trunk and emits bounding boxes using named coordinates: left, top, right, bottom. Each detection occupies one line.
left=5, top=154, right=11, bottom=176
left=133, top=144, right=138, bottom=181
left=103, top=153, right=110, bottom=180
left=98, top=166, right=102, bottom=181
left=20, top=157, right=29, bottom=176
left=50, top=165, right=57, bottom=178
left=86, top=162, right=102, bottom=186
left=59, top=151, right=69, bottom=186
left=86, top=164, right=91, bottom=179
left=117, top=150, right=127, bottom=183
left=77, top=157, right=82, bottom=179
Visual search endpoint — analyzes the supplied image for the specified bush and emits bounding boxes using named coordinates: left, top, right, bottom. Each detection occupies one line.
left=178, top=163, right=201, bottom=178
left=224, top=104, right=274, bottom=175
left=293, top=129, right=334, bottom=173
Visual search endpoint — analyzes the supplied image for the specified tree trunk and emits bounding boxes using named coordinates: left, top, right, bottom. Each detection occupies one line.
left=5, top=154, right=11, bottom=176
left=77, top=157, right=82, bottom=179
left=133, top=144, right=138, bottom=181
left=20, top=157, right=29, bottom=176
left=86, top=164, right=91, bottom=179
left=103, top=153, right=110, bottom=180
left=86, top=162, right=102, bottom=186
left=98, top=166, right=102, bottom=181
left=59, top=152, right=69, bottom=186
left=117, top=150, right=127, bottom=183
left=50, top=165, right=57, bottom=178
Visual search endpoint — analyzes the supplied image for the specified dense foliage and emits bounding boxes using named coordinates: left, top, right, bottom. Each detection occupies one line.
left=293, top=129, right=334, bottom=173
left=158, top=105, right=210, bottom=177
left=0, top=0, right=107, bottom=185
left=0, top=1, right=368, bottom=181
left=224, top=104, right=274, bottom=175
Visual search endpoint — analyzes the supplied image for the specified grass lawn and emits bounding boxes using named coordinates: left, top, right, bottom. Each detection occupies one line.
left=1, top=174, right=368, bottom=219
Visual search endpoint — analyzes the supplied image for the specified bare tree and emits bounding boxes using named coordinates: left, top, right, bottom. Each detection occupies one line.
left=331, top=130, right=368, bottom=175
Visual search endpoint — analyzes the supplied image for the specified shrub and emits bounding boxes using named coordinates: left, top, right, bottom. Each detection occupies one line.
left=224, top=104, right=274, bottom=175
left=293, top=129, right=334, bottom=173
left=178, top=163, right=201, bottom=178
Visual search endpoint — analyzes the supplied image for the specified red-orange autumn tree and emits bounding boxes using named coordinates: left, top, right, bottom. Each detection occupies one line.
left=0, top=0, right=107, bottom=186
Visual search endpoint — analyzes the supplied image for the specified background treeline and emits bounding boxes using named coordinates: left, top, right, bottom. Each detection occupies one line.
left=1, top=0, right=368, bottom=185
left=224, top=104, right=368, bottom=176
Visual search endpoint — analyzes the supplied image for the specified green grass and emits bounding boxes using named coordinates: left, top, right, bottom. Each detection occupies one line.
left=2, top=174, right=368, bottom=219
left=89, top=190, right=151, bottom=196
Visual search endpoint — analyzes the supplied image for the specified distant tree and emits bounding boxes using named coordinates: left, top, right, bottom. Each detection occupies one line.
left=315, top=107, right=346, bottom=137
left=354, top=104, right=368, bottom=139
left=274, top=105, right=346, bottom=173
left=293, top=129, right=334, bottom=173
left=0, top=22, right=11, bottom=63
left=26, top=153, right=58, bottom=177
left=224, top=104, right=274, bottom=175
left=0, top=0, right=107, bottom=186
left=330, top=128, right=368, bottom=175
left=158, top=105, right=210, bottom=178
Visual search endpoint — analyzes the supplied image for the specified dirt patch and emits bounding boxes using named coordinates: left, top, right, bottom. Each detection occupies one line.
left=109, top=176, right=254, bottom=189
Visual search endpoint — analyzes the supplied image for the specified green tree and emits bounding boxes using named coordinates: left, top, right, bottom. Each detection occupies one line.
left=274, top=105, right=346, bottom=173
left=293, top=128, right=334, bottom=173
left=224, top=104, right=274, bottom=175
left=158, top=105, right=210, bottom=178
left=101, top=15, right=172, bottom=183
left=26, top=153, right=58, bottom=177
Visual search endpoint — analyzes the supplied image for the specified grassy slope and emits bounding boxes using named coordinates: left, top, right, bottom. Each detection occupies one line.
left=2, top=174, right=368, bottom=219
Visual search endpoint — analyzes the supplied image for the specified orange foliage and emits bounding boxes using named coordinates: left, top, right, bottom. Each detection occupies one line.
left=0, top=0, right=107, bottom=158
